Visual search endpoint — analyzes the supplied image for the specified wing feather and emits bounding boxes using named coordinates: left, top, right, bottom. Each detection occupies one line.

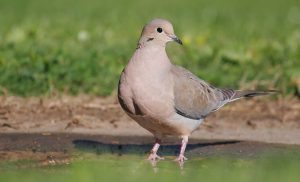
left=172, top=65, right=234, bottom=119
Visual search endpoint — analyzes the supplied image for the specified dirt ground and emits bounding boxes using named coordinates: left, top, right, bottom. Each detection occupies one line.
left=0, top=95, right=299, bottom=143
left=0, top=95, right=300, bottom=163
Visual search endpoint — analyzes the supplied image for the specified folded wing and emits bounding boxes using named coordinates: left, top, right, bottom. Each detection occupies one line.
left=171, top=65, right=235, bottom=120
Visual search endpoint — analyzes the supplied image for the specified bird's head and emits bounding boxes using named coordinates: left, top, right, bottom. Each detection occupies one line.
left=138, top=19, right=182, bottom=48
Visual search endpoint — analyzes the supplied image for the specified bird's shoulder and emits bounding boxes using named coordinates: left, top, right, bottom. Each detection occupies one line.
left=171, top=65, right=235, bottom=119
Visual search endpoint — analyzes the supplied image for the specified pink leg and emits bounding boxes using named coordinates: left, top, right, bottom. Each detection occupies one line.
left=147, top=138, right=164, bottom=161
left=175, top=136, right=188, bottom=163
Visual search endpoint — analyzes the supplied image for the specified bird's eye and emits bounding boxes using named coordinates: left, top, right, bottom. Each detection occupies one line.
left=156, top=27, right=163, bottom=33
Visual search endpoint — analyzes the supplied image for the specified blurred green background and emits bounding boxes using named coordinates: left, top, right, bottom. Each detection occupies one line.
left=0, top=0, right=300, bottom=96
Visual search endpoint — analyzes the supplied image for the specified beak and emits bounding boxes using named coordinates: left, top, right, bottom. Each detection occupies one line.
left=169, top=34, right=183, bottom=45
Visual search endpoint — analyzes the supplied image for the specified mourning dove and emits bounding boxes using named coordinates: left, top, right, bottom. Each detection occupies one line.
left=118, top=19, right=275, bottom=163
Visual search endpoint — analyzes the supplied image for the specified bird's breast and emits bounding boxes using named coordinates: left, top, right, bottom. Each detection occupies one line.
left=119, top=47, right=175, bottom=117
left=130, top=73, right=174, bottom=118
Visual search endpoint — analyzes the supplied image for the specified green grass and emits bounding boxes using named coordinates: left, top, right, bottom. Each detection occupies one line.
left=0, top=0, right=300, bottom=96
left=1, top=154, right=300, bottom=182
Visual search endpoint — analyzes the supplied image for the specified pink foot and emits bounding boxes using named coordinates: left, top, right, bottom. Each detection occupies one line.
left=175, top=154, right=188, bottom=162
left=147, top=138, right=164, bottom=162
left=175, top=136, right=188, bottom=164
left=148, top=153, right=164, bottom=161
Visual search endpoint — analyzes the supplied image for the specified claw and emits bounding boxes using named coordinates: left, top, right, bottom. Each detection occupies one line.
left=148, top=153, right=164, bottom=161
left=174, top=136, right=188, bottom=167
left=174, top=154, right=187, bottom=162
left=175, top=154, right=187, bottom=169
left=147, top=138, right=164, bottom=162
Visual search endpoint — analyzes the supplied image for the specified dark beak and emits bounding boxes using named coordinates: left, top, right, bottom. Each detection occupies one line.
left=169, top=35, right=183, bottom=45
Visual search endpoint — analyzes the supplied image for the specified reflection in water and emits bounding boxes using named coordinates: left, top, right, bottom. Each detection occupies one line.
left=177, top=160, right=185, bottom=170
left=147, top=157, right=186, bottom=171
left=72, top=139, right=245, bottom=173
left=148, top=159, right=159, bottom=173
left=148, top=158, right=160, bottom=168
left=147, top=157, right=162, bottom=169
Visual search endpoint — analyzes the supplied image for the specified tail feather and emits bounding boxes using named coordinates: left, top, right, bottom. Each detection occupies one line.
left=230, top=90, right=278, bottom=102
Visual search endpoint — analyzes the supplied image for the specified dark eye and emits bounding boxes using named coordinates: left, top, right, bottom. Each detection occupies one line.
left=156, top=27, right=163, bottom=33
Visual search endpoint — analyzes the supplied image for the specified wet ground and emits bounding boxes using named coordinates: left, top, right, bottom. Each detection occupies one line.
left=0, top=95, right=300, bottom=167
left=1, top=133, right=300, bottom=166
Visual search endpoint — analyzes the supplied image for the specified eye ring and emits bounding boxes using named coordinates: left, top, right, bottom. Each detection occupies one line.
left=156, top=27, right=163, bottom=33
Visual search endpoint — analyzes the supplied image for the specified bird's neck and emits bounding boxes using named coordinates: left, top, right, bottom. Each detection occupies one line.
left=127, top=45, right=172, bottom=78
left=137, top=37, right=166, bottom=49
left=134, top=45, right=171, bottom=68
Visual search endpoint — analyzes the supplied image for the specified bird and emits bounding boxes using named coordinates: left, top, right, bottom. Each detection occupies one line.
left=118, top=19, right=275, bottom=163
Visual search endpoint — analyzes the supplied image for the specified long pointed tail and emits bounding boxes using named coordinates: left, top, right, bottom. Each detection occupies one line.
left=230, top=90, right=278, bottom=102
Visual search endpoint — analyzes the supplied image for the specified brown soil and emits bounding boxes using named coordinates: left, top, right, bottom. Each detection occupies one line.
left=0, top=95, right=300, bottom=163
left=0, top=95, right=299, bottom=144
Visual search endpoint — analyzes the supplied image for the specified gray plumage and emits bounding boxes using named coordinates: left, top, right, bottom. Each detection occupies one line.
left=117, top=19, right=275, bottom=162
left=172, top=65, right=275, bottom=120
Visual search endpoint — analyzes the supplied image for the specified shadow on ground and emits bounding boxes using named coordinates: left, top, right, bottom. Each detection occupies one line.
left=73, top=140, right=240, bottom=156
left=1, top=133, right=300, bottom=159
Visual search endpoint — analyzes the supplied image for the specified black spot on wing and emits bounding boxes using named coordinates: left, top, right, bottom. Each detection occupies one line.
left=208, top=84, right=216, bottom=89
left=175, top=107, right=204, bottom=120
